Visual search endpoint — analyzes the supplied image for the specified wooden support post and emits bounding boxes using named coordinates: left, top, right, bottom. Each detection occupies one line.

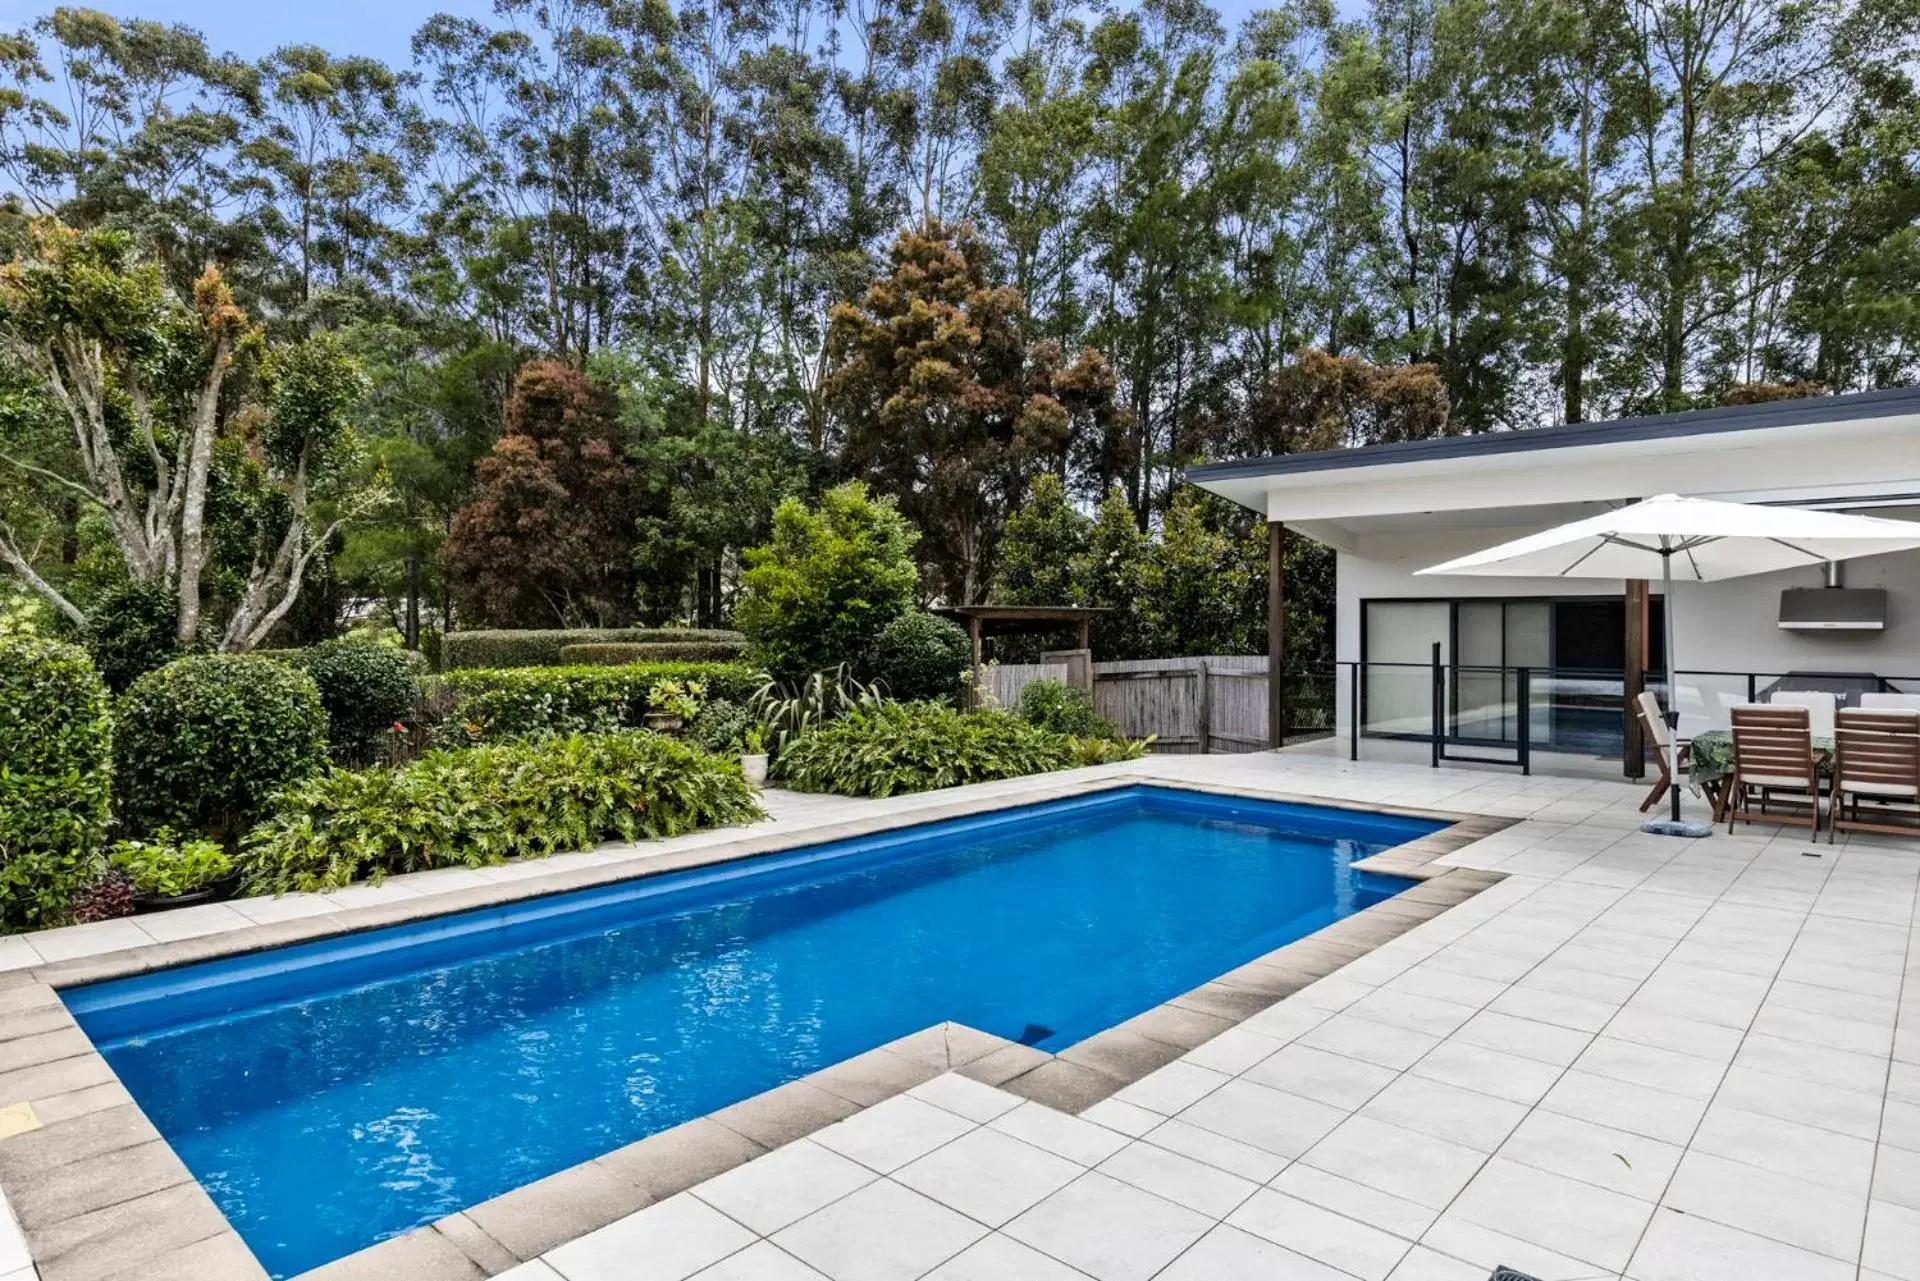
left=968, top=615, right=983, bottom=708
left=1267, top=521, right=1286, bottom=749
left=1624, top=579, right=1649, bottom=779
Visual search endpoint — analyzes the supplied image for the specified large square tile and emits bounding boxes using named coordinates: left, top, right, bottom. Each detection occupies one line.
left=1299, top=1115, right=1487, bottom=1210
left=1241, top=1043, right=1398, bottom=1110
left=1409, top=1039, right=1563, bottom=1105
left=773, top=1180, right=984, bottom=1281
left=1004, top=1172, right=1211, bottom=1281
left=1662, top=1150, right=1867, bottom=1261
left=692, top=1139, right=876, bottom=1235
left=1137, top=1118, right=1288, bottom=1183
left=1357, top=1073, right=1526, bottom=1153
left=1270, top=1163, right=1438, bottom=1241
left=1174, top=1078, right=1348, bottom=1159
left=1226, top=1188, right=1414, bottom=1280
left=893, top=1126, right=1081, bottom=1227
left=547, top=1193, right=757, bottom=1281
left=908, top=1074, right=1022, bottom=1124
left=1627, top=1205, right=1853, bottom=1281
left=1110, top=1061, right=1230, bottom=1116
left=811, top=1095, right=974, bottom=1173
left=1863, top=1199, right=1920, bottom=1280
left=690, top=1242, right=831, bottom=1280
left=1535, top=1068, right=1707, bottom=1145
left=1153, top=1224, right=1350, bottom=1281
left=1445, top=1156, right=1653, bottom=1272
left=988, top=1102, right=1130, bottom=1166
left=921, top=1234, right=1093, bottom=1281
left=1496, top=1109, right=1681, bottom=1201
left=1095, top=1141, right=1256, bottom=1219
left=1297, top=1013, right=1441, bottom=1071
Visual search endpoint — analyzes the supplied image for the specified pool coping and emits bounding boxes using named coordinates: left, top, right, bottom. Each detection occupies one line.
left=0, top=773, right=1514, bottom=1281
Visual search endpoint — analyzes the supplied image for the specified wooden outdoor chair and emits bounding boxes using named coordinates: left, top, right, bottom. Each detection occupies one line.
left=1727, top=703, right=1821, bottom=835
left=1634, top=690, right=1689, bottom=814
left=1828, top=707, right=1920, bottom=843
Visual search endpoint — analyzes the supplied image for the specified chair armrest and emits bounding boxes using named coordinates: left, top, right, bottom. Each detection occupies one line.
left=1676, top=742, right=1691, bottom=768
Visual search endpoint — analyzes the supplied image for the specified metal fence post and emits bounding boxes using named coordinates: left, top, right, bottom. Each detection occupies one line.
left=1431, top=643, right=1444, bottom=768
left=1517, top=666, right=1532, bottom=776
left=1349, top=663, right=1360, bottom=762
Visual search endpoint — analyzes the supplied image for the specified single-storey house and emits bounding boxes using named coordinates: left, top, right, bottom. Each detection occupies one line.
left=1186, top=386, right=1920, bottom=772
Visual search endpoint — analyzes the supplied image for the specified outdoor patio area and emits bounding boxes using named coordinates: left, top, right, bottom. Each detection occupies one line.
left=8, top=749, right=1911, bottom=1281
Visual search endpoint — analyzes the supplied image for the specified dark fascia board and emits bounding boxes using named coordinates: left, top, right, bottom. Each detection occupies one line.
left=1183, top=385, right=1920, bottom=484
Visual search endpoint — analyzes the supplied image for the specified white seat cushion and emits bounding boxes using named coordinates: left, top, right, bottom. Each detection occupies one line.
left=1841, top=779, right=1920, bottom=798
left=1741, top=772, right=1815, bottom=789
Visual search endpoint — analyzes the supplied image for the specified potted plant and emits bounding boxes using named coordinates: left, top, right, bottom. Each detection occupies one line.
left=108, top=830, right=238, bottom=912
left=741, top=725, right=769, bottom=786
left=644, top=678, right=704, bottom=732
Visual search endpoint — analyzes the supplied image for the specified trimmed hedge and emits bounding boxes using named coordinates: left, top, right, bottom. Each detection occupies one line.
left=1, top=638, right=113, bottom=931
left=442, top=628, right=745, bottom=670
left=559, top=640, right=747, bottom=665
left=116, top=654, right=331, bottom=843
left=440, top=661, right=763, bottom=740
left=864, top=612, right=970, bottom=704
left=242, top=731, right=764, bottom=892
left=772, top=702, right=1134, bottom=798
left=299, top=638, right=422, bottom=759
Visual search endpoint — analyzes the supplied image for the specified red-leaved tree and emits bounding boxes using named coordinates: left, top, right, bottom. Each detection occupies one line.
left=445, top=362, right=637, bottom=627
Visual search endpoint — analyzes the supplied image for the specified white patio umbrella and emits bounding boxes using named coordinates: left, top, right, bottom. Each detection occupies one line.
left=1416, top=494, right=1920, bottom=831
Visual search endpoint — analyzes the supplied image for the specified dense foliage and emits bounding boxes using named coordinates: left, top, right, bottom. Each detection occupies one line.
left=108, top=831, right=234, bottom=898
left=773, top=702, right=1125, bottom=798
left=442, top=628, right=746, bottom=670
left=300, top=638, right=421, bottom=760
left=559, top=641, right=747, bottom=666
left=865, top=613, right=972, bottom=704
left=734, top=483, right=921, bottom=681
left=115, top=654, right=330, bottom=843
left=242, top=732, right=763, bottom=892
left=688, top=699, right=755, bottom=756
left=82, top=578, right=203, bottom=691
left=0, top=637, right=112, bottom=931
left=440, top=662, right=762, bottom=740
left=1015, top=680, right=1119, bottom=739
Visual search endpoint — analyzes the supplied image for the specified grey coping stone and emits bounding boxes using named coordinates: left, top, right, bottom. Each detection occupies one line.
left=28, top=1081, right=135, bottom=1128
left=0, top=1104, right=153, bottom=1177
left=996, top=1058, right=1127, bottom=1112
left=0, top=1053, right=116, bottom=1108
left=294, top=1221, right=488, bottom=1281
left=9, top=1137, right=195, bottom=1231
left=1056, top=1028, right=1187, bottom=1081
left=0, top=1028, right=95, bottom=1074
left=1208, top=959, right=1316, bottom=1000
left=709, top=1079, right=862, bottom=1149
left=31, top=1182, right=232, bottom=1281
left=123, top=1229, right=271, bottom=1281
left=593, top=1115, right=767, bottom=1201
left=432, top=1213, right=522, bottom=1275
left=879, top=1023, right=1016, bottom=1071
left=805, top=1045, right=945, bottom=1107
left=460, top=1156, right=654, bottom=1262
left=0, top=1005, right=78, bottom=1044
left=1166, top=981, right=1277, bottom=1025
left=953, top=1042, right=1052, bottom=1087
left=1114, top=1003, right=1236, bottom=1052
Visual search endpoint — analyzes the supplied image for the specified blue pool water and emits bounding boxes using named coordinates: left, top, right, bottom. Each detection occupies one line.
left=66, top=786, right=1433, bottom=1277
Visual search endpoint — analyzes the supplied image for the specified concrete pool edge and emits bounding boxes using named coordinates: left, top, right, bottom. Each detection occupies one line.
left=0, top=774, right=1513, bottom=1281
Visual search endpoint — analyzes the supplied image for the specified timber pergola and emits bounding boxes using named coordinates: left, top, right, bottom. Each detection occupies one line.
left=934, top=604, right=1107, bottom=689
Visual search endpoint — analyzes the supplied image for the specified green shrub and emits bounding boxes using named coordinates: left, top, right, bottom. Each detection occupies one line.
left=1015, top=678, right=1118, bottom=738
left=300, top=638, right=421, bottom=759
left=559, top=640, right=747, bottom=665
left=440, top=661, right=762, bottom=740
left=116, top=654, right=330, bottom=843
left=82, top=578, right=201, bottom=690
left=442, top=628, right=745, bottom=670
left=865, top=612, right=970, bottom=703
left=772, top=702, right=1085, bottom=798
left=750, top=665, right=888, bottom=756
left=0, top=637, right=113, bottom=931
left=242, top=731, right=764, bottom=892
left=689, top=699, right=753, bottom=755
left=734, top=482, right=920, bottom=681
left=108, top=830, right=234, bottom=898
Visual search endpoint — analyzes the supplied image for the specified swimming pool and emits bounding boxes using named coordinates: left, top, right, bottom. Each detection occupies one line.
left=66, top=785, right=1435, bottom=1277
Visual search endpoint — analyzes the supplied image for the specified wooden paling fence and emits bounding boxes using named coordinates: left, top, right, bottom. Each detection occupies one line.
left=978, top=654, right=1317, bottom=753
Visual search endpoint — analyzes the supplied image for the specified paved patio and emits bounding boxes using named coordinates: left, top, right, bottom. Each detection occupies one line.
left=3, top=750, right=1918, bottom=1281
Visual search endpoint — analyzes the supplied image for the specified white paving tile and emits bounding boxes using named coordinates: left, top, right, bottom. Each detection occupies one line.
left=1299, top=1115, right=1488, bottom=1211
left=810, top=1095, right=973, bottom=1174
left=920, top=1233, right=1093, bottom=1281
left=1003, top=1172, right=1211, bottom=1281
left=907, top=1073, right=1022, bottom=1124
left=1094, top=1140, right=1257, bottom=1219
left=773, top=1180, right=984, bottom=1281
left=893, top=1126, right=1082, bottom=1227
left=1627, top=1205, right=1854, bottom=1281
left=1225, top=1188, right=1414, bottom=1280
left=691, top=1139, right=876, bottom=1236
left=546, top=1193, right=758, bottom=1281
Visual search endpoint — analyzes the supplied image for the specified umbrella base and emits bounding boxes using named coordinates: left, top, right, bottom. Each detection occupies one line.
left=1641, top=818, right=1714, bottom=838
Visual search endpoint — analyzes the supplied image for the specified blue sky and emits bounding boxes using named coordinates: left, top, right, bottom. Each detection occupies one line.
left=0, top=0, right=1285, bottom=67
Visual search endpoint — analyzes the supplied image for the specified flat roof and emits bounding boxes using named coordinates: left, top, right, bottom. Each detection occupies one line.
left=1184, top=384, right=1920, bottom=484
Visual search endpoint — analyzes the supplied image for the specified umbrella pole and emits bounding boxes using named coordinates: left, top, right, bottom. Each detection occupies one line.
left=1665, top=549, right=1681, bottom=823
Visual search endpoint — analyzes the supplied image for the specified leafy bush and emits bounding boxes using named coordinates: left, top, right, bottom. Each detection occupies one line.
left=1, top=637, right=113, bottom=931
left=772, top=702, right=1085, bottom=798
left=443, top=628, right=745, bottom=670
left=300, top=637, right=421, bottom=759
left=1071, top=735, right=1150, bottom=766
left=243, top=731, right=764, bottom=892
left=116, top=654, right=330, bottom=843
left=440, top=662, right=761, bottom=740
left=82, top=577, right=201, bottom=691
left=108, top=830, right=234, bottom=898
left=750, top=665, right=888, bottom=755
left=865, top=612, right=970, bottom=704
left=734, top=482, right=920, bottom=681
left=689, top=699, right=754, bottom=755
left=1015, top=678, right=1118, bottom=738
left=558, top=641, right=748, bottom=665
left=648, top=678, right=704, bottom=721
